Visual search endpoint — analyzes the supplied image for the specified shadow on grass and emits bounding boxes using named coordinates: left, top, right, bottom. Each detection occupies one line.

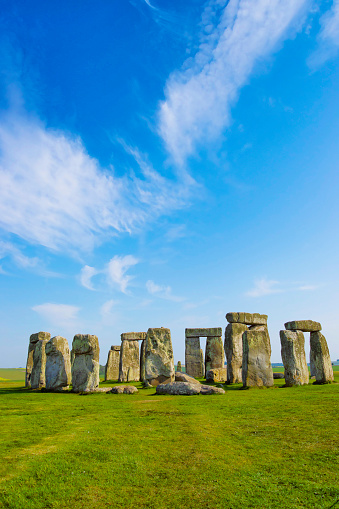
left=0, top=385, right=27, bottom=395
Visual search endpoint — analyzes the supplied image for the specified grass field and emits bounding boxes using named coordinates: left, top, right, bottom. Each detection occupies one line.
left=0, top=369, right=338, bottom=509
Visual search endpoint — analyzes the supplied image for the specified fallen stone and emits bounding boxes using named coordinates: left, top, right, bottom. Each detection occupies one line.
left=95, top=387, right=112, bottom=393
left=226, top=313, right=267, bottom=326
left=206, top=368, right=227, bottom=383
left=310, top=331, right=334, bottom=383
left=284, top=320, right=321, bottom=332
left=121, top=332, right=146, bottom=341
left=105, top=345, right=120, bottom=381
left=205, top=336, right=224, bottom=372
left=45, top=336, right=71, bottom=391
left=242, top=328, right=274, bottom=387
left=185, top=327, right=222, bottom=338
left=224, top=323, right=248, bottom=384
left=176, top=361, right=182, bottom=372
left=110, top=385, right=138, bottom=394
left=280, top=330, right=309, bottom=386
left=119, top=340, right=140, bottom=382
left=200, top=385, right=225, bottom=395
left=71, top=334, right=100, bottom=393
left=175, top=371, right=200, bottom=384
left=185, top=337, right=203, bottom=378
left=156, top=381, right=201, bottom=395
left=145, top=327, right=175, bottom=386
left=273, top=373, right=285, bottom=379
left=26, top=332, right=51, bottom=388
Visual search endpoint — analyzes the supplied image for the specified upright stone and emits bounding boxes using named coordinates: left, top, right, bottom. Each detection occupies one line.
left=176, top=361, right=182, bottom=372
left=310, top=332, right=334, bottom=383
left=185, top=337, right=202, bottom=377
left=310, top=348, right=316, bottom=377
left=45, top=336, right=71, bottom=390
left=205, top=336, right=224, bottom=373
left=119, top=340, right=140, bottom=382
left=145, top=327, right=175, bottom=386
left=140, top=339, right=146, bottom=382
left=280, top=330, right=309, bottom=386
left=30, top=332, right=50, bottom=389
left=242, top=327, right=274, bottom=387
left=71, top=334, right=100, bottom=392
left=224, top=323, right=248, bottom=384
left=200, top=349, right=205, bottom=378
left=105, top=345, right=120, bottom=381
left=25, top=332, right=51, bottom=388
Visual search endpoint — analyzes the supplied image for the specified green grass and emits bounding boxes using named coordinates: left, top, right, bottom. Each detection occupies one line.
left=0, top=368, right=25, bottom=381
left=0, top=372, right=338, bottom=509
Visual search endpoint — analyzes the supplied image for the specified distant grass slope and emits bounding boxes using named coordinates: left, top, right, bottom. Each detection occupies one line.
left=0, top=372, right=338, bottom=509
left=0, top=368, right=25, bottom=381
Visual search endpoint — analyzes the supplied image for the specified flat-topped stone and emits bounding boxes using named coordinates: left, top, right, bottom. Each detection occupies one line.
left=111, top=345, right=121, bottom=351
left=110, top=385, right=138, bottom=394
left=226, top=313, right=267, bottom=325
left=284, top=320, right=321, bottom=332
left=121, top=332, right=146, bottom=341
left=185, top=327, right=222, bottom=338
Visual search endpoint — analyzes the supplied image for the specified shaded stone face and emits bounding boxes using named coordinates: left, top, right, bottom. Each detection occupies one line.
left=71, top=334, right=100, bottom=392
left=242, top=327, right=274, bottom=387
left=105, top=346, right=120, bottom=381
left=26, top=332, right=51, bottom=388
left=200, top=349, right=205, bottom=378
left=310, top=332, right=334, bottom=383
left=140, top=339, right=146, bottom=382
left=176, top=361, right=182, bottom=372
left=31, top=335, right=50, bottom=389
left=224, top=323, right=248, bottom=384
left=284, top=320, right=321, bottom=332
left=185, top=337, right=203, bottom=378
left=280, top=330, right=309, bottom=386
left=45, top=336, right=71, bottom=391
left=205, top=336, right=224, bottom=372
left=144, top=327, right=175, bottom=386
left=185, top=327, right=222, bottom=338
left=206, top=367, right=227, bottom=383
left=226, top=312, right=267, bottom=326
left=119, top=340, right=140, bottom=382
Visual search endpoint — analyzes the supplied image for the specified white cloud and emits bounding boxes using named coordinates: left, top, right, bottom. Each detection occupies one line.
left=0, top=112, right=190, bottom=254
left=308, top=0, right=339, bottom=67
left=158, top=0, right=310, bottom=164
left=146, top=279, right=184, bottom=302
left=100, top=299, right=116, bottom=318
left=107, top=255, right=139, bottom=293
left=297, top=284, right=318, bottom=291
left=32, top=303, right=80, bottom=328
left=80, top=265, right=100, bottom=291
left=246, top=278, right=282, bottom=298
left=0, top=240, right=39, bottom=269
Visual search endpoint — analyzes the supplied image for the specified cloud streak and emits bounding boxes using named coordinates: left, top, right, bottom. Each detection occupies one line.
left=146, top=279, right=184, bottom=302
left=308, top=0, right=339, bottom=68
left=80, top=255, right=139, bottom=293
left=32, top=303, right=80, bottom=328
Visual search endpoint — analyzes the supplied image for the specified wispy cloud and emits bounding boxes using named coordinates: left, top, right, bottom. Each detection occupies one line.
left=80, top=255, right=139, bottom=294
left=308, top=0, right=339, bottom=67
left=0, top=240, right=38, bottom=269
left=246, top=278, right=282, bottom=298
left=146, top=279, right=184, bottom=302
left=32, top=303, right=80, bottom=329
left=79, top=265, right=100, bottom=291
left=158, top=0, right=310, bottom=164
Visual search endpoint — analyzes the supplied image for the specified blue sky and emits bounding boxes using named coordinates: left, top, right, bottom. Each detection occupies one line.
left=0, top=0, right=339, bottom=367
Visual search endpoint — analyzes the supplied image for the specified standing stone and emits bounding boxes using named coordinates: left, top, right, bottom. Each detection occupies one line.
left=200, top=349, right=205, bottom=378
left=140, top=339, right=146, bottom=382
left=105, top=345, right=120, bottom=381
left=45, top=336, right=71, bottom=391
left=280, top=330, right=309, bottom=386
left=310, top=348, right=316, bottom=377
left=25, top=332, right=51, bottom=388
left=224, top=323, right=248, bottom=384
left=71, top=334, right=100, bottom=392
left=185, top=337, right=203, bottom=378
left=310, top=331, right=334, bottom=383
left=176, top=361, right=182, bottom=372
left=30, top=333, right=50, bottom=389
left=119, top=339, right=140, bottom=382
left=242, top=327, right=274, bottom=387
left=145, top=327, right=175, bottom=386
left=205, top=336, right=224, bottom=373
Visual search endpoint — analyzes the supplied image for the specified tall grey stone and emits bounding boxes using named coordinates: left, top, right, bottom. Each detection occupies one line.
left=205, top=336, right=224, bottom=373
left=310, top=348, right=316, bottom=377
left=145, top=327, right=175, bottom=386
left=185, top=337, right=202, bottom=378
left=71, top=334, right=100, bottom=392
left=119, top=340, right=140, bottom=382
left=45, top=336, right=71, bottom=391
left=280, top=330, right=309, bottom=386
left=225, top=323, right=248, bottom=384
left=242, top=327, right=274, bottom=387
left=140, top=339, right=146, bottom=382
left=25, top=332, right=51, bottom=388
left=30, top=332, right=50, bottom=389
left=200, top=349, right=205, bottom=378
left=176, top=361, right=182, bottom=372
left=105, top=345, right=120, bottom=381
left=310, top=331, right=334, bottom=383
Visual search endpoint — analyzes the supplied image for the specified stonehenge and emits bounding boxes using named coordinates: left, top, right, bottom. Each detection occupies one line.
left=280, top=330, right=309, bottom=386
left=144, top=327, right=175, bottom=386
left=30, top=332, right=51, bottom=389
left=71, top=334, right=100, bottom=392
left=224, top=323, right=247, bottom=384
left=25, top=331, right=51, bottom=388
left=45, top=336, right=71, bottom=391
left=119, top=332, right=145, bottom=382
left=242, top=327, right=274, bottom=387
left=176, top=361, right=182, bottom=372
left=310, top=331, right=334, bottom=383
left=105, top=345, right=120, bottom=381
left=185, top=328, right=223, bottom=378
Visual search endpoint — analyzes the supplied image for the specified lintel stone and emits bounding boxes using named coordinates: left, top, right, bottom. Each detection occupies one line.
left=185, top=327, right=222, bottom=338
left=121, top=332, right=146, bottom=341
left=284, top=320, right=321, bottom=332
left=226, top=313, right=267, bottom=325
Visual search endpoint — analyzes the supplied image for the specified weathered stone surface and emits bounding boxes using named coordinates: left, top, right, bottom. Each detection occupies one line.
left=26, top=332, right=51, bottom=388
left=206, top=368, right=227, bottom=383
left=144, top=327, right=175, bottom=386
left=156, top=381, right=201, bottom=395
left=110, top=385, right=138, bottom=394
left=224, top=323, right=248, bottom=384
left=140, top=339, right=146, bottom=382
left=119, top=340, right=140, bottom=382
left=273, top=372, right=285, bottom=379
left=242, top=328, right=274, bottom=387
left=185, top=327, right=222, bottom=338
left=205, top=336, right=224, bottom=373
left=310, top=332, right=334, bottom=383
left=71, top=334, right=100, bottom=392
left=45, top=336, right=71, bottom=390
left=185, top=337, right=203, bottom=378
left=176, top=361, right=182, bottom=372
left=310, top=348, right=316, bottom=377
left=200, top=385, right=225, bottom=395
left=200, top=349, right=205, bottom=378
left=284, top=320, right=321, bottom=332
left=226, top=313, right=267, bottom=326
left=175, top=371, right=200, bottom=384
left=31, top=334, right=50, bottom=389
left=105, top=346, right=120, bottom=381
left=121, top=332, right=147, bottom=341
left=280, top=330, right=309, bottom=386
